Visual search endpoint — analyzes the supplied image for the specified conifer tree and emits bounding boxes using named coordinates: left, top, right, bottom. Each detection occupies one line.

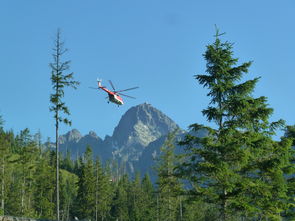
left=0, top=126, right=12, bottom=216
left=33, top=152, right=55, bottom=219
left=75, top=146, right=96, bottom=220
left=49, top=29, right=79, bottom=221
left=17, top=129, right=39, bottom=216
left=94, top=157, right=112, bottom=221
left=127, top=172, right=146, bottom=221
left=60, top=170, right=78, bottom=221
left=156, top=132, right=182, bottom=221
left=282, top=125, right=295, bottom=219
left=61, top=150, right=74, bottom=173
left=140, top=173, right=157, bottom=221
left=111, top=174, right=129, bottom=221
left=176, top=29, right=294, bottom=220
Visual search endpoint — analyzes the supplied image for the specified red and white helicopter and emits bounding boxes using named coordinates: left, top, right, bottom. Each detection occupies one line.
left=91, top=79, right=139, bottom=105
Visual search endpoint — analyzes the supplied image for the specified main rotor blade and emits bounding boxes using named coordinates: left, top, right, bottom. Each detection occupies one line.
left=89, top=87, right=99, bottom=90
left=108, top=80, right=116, bottom=91
left=115, top=86, right=139, bottom=93
left=117, top=93, right=136, bottom=99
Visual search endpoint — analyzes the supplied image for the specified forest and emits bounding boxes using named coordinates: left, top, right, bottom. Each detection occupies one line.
left=1, top=30, right=295, bottom=221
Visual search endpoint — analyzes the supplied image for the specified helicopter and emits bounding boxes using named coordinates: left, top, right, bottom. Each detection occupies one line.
left=90, top=79, right=139, bottom=105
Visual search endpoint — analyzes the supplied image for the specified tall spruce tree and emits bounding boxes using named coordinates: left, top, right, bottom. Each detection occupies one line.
left=111, top=174, right=129, bottom=221
left=127, top=172, right=146, bottom=221
left=282, top=125, right=295, bottom=219
left=60, top=170, right=78, bottom=221
left=141, top=174, right=157, bottom=221
left=33, top=152, right=55, bottom=219
left=0, top=125, right=12, bottom=216
left=94, top=157, right=112, bottom=221
left=49, top=29, right=79, bottom=221
left=75, top=146, right=96, bottom=220
left=176, top=29, right=294, bottom=220
left=156, top=131, right=182, bottom=221
left=18, top=129, right=39, bottom=216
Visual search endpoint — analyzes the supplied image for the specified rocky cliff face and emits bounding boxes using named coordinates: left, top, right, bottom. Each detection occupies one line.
left=112, top=103, right=179, bottom=148
left=111, top=103, right=179, bottom=168
left=59, top=129, right=82, bottom=144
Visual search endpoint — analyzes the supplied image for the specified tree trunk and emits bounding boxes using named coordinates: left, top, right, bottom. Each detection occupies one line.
left=221, top=189, right=227, bottom=221
left=179, top=196, right=183, bottom=221
left=1, top=155, right=4, bottom=215
left=21, top=175, right=25, bottom=215
left=157, top=194, right=160, bottom=221
left=95, top=163, right=98, bottom=221
left=56, top=116, right=60, bottom=221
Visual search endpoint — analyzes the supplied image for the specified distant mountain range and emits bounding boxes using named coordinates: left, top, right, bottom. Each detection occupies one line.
left=58, top=103, right=184, bottom=177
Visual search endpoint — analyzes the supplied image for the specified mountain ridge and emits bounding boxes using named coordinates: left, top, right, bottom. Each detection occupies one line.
left=58, top=103, right=182, bottom=174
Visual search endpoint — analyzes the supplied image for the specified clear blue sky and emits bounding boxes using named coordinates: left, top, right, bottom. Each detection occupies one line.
left=0, top=0, right=294, bottom=140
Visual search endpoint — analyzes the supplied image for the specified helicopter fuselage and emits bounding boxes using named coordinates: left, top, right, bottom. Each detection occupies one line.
left=108, top=93, right=123, bottom=105
left=99, top=85, right=124, bottom=105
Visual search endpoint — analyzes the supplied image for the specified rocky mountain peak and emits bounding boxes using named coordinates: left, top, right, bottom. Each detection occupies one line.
left=59, top=129, right=82, bottom=144
left=88, top=131, right=98, bottom=138
left=111, top=103, right=179, bottom=148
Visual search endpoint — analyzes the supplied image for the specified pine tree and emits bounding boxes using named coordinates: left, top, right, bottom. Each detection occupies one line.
left=127, top=172, right=146, bottom=221
left=49, top=29, right=79, bottom=221
left=176, top=29, right=294, bottom=220
left=75, top=146, right=96, bottom=220
left=111, top=174, right=129, bottom=221
left=0, top=126, right=12, bottom=216
left=17, top=129, right=39, bottom=216
left=33, top=151, right=55, bottom=219
left=60, top=170, right=78, bottom=221
left=94, top=157, right=112, bottom=221
left=282, top=125, right=295, bottom=219
left=61, top=150, right=74, bottom=173
left=5, top=129, right=39, bottom=217
left=155, top=132, right=182, bottom=221
left=140, top=173, right=157, bottom=221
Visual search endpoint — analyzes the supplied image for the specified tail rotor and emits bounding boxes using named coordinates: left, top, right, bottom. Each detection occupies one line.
left=97, top=78, right=102, bottom=88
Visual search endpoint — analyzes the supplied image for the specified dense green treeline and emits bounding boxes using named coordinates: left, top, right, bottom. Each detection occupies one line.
left=0, top=123, right=294, bottom=220
left=0, top=126, right=209, bottom=221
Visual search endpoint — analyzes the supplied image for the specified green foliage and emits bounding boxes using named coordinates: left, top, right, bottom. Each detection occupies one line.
left=60, top=169, right=78, bottom=221
left=75, top=146, right=96, bottom=220
left=94, top=157, right=112, bottom=221
left=49, top=29, right=79, bottom=221
left=155, top=131, right=183, bottom=221
left=49, top=29, right=79, bottom=127
left=140, top=174, right=157, bottom=221
left=182, top=200, right=219, bottom=221
left=111, top=174, right=129, bottom=221
left=33, top=152, right=55, bottom=219
left=1, top=122, right=278, bottom=220
left=176, top=29, right=294, bottom=220
left=61, top=150, right=74, bottom=173
left=0, top=127, right=12, bottom=216
left=127, top=172, right=146, bottom=221
left=282, top=125, right=295, bottom=219
left=285, top=125, right=295, bottom=146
